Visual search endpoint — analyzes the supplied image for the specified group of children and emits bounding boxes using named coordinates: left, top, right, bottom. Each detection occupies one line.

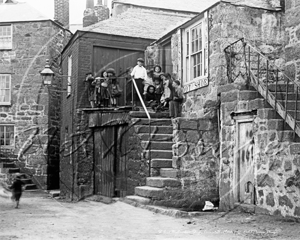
left=85, top=68, right=122, bottom=108
left=86, top=58, right=184, bottom=117
left=132, top=60, right=184, bottom=118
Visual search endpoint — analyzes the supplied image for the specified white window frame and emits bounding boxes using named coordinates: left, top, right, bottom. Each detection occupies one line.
left=67, top=55, right=72, bottom=96
left=182, top=13, right=208, bottom=94
left=185, top=23, right=205, bottom=82
left=0, top=25, right=12, bottom=50
left=0, top=74, right=11, bottom=105
left=0, top=124, right=15, bottom=148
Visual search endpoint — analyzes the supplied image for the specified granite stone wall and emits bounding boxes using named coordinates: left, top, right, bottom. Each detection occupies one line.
left=0, top=21, right=71, bottom=189
left=170, top=118, right=220, bottom=210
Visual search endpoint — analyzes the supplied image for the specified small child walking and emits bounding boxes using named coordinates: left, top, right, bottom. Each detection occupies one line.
left=170, top=80, right=184, bottom=118
left=10, top=174, right=25, bottom=209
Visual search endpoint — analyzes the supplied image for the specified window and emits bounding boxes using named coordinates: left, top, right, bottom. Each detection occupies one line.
left=67, top=55, right=72, bottom=96
left=0, top=125, right=14, bottom=147
left=0, top=74, right=11, bottom=105
left=186, top=23, right=205, bottom=81
left=0, top=25, right=12, bottom=49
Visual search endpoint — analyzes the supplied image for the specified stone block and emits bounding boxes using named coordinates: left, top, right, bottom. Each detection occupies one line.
left=146, top=177, right=181, bottom=188
left=179, top=119, right=198, bottom=130
left=221, top=90, right=238, bottom=103
left=186, top=130, right=200, bottom=144
left=135, top=186, right=164, bottom=199
left=257, top=174, right=275, bottom=187
left=284, top=160, right=293, bottom=171
left=278, top=195, right=294, bottom=209
left=266, top=192, right=275, bottom=207
left=290, top=143, right=300, bottom=154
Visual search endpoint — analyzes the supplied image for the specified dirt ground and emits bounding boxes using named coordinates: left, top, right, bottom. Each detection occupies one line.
left=0, top=191, right=300, bottom=240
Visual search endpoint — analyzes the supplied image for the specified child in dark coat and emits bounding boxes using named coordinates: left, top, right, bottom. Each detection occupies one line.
left=144, top=85, right=157, bottom=108
left=10, top=174, right=25, bottom=208
left=170, top=80, right=184, bottom=118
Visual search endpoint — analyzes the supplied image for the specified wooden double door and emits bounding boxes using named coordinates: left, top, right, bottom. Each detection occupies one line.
left=94, top=125, right=128, bottom=198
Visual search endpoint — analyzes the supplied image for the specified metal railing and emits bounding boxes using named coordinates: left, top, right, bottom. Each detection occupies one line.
left=131, top=78, right=152, bottom=177
left=225, top=38, right=300, bottom=139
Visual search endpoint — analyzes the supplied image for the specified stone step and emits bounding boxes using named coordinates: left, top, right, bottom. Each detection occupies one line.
left=132, top=118, right=172, bottom=126
left=268, top=84, right=295, bottom=93
left=142, top=141, right=173, bottom=150
left=146, top=150, right=172, bottom=159
left=140, top=133, right=173, bottom=141
left=146, top=177, right=181, bottom=188
left=21, top=178, right=32, bottom=185
left=130, top=111, right=170, bottom=119
left=135, top=186, right=164, bottom=199
left=259, top=119, right=291, bottom=131
left=278, top=100, right=300, bottom=110
left=134, top=125, right=173, bottom=134
left=151, top=159, right=172, bottom=168
left=257, top=108, right=282, bottom=120
left=125, top=195, right=151, bottom=205
left=239, top=90, right=263, bottom=101
left=288, top=111, right=300, bottom=120
left=160, top=168, right=179, bottom=178
left=24, top=184, right=37, bottom=190
left=0, top=162, right=15, bottom=168
left=0, top=168, right=20, bottom=174
left=275, top=93, right=298, bottom=101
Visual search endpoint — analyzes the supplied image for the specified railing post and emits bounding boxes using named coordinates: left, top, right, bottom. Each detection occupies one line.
left=275, top=69, right=278, bottom=112
left=229, top=45, right=232, bottom=83
left=148, top=120, right=152, bottom=177
left=131, top=79, right=134, bottom=108
left=266, top=60, right=269, bottom=103
left=248, top=46, right=251, bottom=86
left=285, top=78, right=289, bottom=129
left=257, top=53, right=260, bottom=85
left=294, top=87, right=298, bottom=140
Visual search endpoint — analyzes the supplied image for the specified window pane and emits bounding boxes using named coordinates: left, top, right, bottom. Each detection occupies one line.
left=186, top=31, right=189, bottom=55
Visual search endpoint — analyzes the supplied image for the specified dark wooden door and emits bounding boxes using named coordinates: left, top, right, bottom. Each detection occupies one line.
left=93, top=47, right=144, bottom=106
left=94, top=125, right=128, bottom=197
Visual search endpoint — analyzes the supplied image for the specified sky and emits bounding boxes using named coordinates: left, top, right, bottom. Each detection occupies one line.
left=19, top=0, right=112, bottom=24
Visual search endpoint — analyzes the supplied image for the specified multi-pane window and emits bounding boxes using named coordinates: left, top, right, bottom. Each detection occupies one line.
left=0, top=125, right=14, bottom=147
left=67, top=55, right=72, bottom=96
left=0, top=25, right=12, bottom=49
left=0, top=74, right=11, bottom=105
left=184, top=23, right=206, bottom=82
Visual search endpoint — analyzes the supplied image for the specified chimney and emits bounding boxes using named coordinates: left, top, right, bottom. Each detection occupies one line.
left=54, top=0, right=69, bottom=29
left=83, top=0, right=109, bottom=28
left=86, top=0, right=94, bottom=9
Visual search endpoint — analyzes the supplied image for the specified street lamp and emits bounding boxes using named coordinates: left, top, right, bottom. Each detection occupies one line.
left=40, top=59, right=55, bottom=86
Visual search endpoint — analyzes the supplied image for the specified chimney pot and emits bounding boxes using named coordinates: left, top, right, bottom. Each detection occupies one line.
left=86, top=0, right=94, bottom=9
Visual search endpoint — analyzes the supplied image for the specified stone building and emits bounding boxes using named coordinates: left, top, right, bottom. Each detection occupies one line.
left=143, top=0, right=300, bottom=219
left=0, top=1, right=71, bottom=190
left=59, top=1, right=202, bottom=201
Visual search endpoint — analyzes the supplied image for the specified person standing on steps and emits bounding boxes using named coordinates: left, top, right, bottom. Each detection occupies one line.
left=170, top=80, right=184, bottom=118
left=131, top=58, right=147, bottom=106
left=9, top=174, right=25, bottom=209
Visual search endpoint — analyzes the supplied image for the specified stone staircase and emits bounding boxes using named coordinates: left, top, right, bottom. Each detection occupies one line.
left=126, top=112, right=182, bottom=205
left=0, top=154, right=38, bottom=191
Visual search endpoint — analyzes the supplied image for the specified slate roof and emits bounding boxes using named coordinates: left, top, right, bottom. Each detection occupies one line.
left=0, top=1, right=49, bottom=23
left=112, top=0, right=220, bottom=13
left=113, top=0, right=282, bottom=12
left=83, top=8, right=194, bottom=40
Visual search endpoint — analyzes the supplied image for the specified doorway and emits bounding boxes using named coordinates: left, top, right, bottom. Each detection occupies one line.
left=94, top=125, right=128, bottom=198
left=234, top=116, right=255, bottom=205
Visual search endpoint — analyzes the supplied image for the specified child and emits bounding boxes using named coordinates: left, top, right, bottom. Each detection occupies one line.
left=110, top=78, right=122, bottom=107
left=131, top=58, right=147, bottom=105
left=9, top=174, right=25, bottom=209
left=160, top=73, right=173, bottom=110
left=144, top=85, right=157, bottom=108
left=143, top=69, right=154, bottom=99
left=85, top=73, right=96, bottom=108
left=153, top=65, right=163, bottom=83
left=99, top=70, right=110, bottom=107
left=170, top=80, right=184, bottom=118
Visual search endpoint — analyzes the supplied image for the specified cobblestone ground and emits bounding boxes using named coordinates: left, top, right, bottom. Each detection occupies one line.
left=0, top=191, right=299, bottom=240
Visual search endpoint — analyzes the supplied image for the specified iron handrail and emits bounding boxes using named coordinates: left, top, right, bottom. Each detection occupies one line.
left=131, top=78, right=152, bottom=177
left=225, top=38, right=300, bottom=139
